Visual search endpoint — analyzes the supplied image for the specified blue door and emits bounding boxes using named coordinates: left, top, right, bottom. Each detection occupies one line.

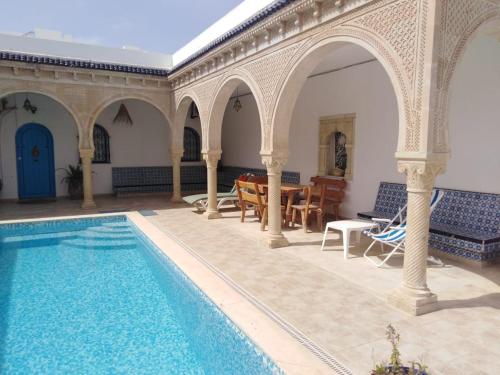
left=15, top=123, right=56, bottom=199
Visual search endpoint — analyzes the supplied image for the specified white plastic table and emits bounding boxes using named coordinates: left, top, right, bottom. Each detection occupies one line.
left=321, top=220, right=378, bottom=259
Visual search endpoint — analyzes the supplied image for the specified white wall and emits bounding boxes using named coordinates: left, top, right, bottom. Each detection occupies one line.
left=220, top=35, right=500, bottom=218
left=437, top=35, right=500, bottom=193
left=0, top=93, right=80, bottom=200
left=221, top=94, right=262, bottom=167
left=92, top=99, right=171, bottom=195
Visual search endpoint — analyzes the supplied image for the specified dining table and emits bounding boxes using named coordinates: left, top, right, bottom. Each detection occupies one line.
left=260, top=182, right=305, bottom=227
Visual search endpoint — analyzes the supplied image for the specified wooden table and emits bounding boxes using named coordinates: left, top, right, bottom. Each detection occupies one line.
left=260, top=183, right=305, bottom=227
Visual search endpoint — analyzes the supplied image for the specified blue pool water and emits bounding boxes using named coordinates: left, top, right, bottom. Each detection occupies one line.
left=0, top=216, right=281, bottom=374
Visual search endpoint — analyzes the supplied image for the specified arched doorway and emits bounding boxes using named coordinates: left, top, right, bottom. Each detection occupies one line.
left=15, top=123, right=55, bottom=199
left=0, top=92, right=80, bottom=201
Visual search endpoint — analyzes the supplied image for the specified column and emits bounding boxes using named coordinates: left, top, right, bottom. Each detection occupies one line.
left=80, top=148, right=96, bottom=209
left=388, top=160, right=444, bottom=315
left=170, top=149, right=183, bottom=203
left=262, top=155, right=289, bottom=248
left=203, top=150, right=222, bottom=219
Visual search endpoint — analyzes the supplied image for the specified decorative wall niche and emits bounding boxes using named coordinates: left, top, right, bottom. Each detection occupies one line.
left=318, top=114, right=355, bottom=180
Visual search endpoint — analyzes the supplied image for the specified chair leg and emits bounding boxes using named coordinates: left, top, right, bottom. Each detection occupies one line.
left=291, top=208, right=297, bottom=228
left=302, top=209, right=308, bottom=233
left=316, top=211, right=323, bottom=232
left=261, top=207, right=268, bottom=231
left=240, top=203, right=246, bottom=222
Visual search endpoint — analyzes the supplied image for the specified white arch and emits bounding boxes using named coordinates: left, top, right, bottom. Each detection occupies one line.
left=88, top=94, right=172, bottom=150
left=270, top=32, right=410, bottom=155
left=173, top=91, right=204, bottom=152
left=206, top=71, right=266, bottom=153
left=0, top=89, right=82, bottom=144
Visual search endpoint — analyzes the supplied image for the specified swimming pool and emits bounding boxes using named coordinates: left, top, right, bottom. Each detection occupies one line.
left=0, top=215, right=281, bottom=374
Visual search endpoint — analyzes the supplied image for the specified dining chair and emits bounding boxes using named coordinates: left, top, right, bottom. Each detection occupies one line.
left=310, top=176, right=347, bottom=220
left=291, top=184, right=326, bottom=232
left=235, top=180, right=268, bottom=231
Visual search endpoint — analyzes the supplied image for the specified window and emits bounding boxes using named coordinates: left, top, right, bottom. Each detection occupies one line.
left=182, top=127, right=201, bottom=162
left=93, top=124, right=110, bottom=164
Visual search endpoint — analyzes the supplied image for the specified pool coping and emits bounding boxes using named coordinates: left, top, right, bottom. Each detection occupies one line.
left=0, top=212, right=348, bottom=375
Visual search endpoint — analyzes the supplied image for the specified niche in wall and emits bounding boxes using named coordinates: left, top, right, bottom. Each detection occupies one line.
left=318, top=114, right=355, bottom=180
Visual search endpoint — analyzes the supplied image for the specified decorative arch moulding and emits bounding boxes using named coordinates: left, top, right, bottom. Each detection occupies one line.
left=168, top=0, right=383, bottom=89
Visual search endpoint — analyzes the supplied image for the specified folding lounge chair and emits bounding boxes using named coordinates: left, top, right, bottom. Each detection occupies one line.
left=182, top=185, right=239, bottom=211
left=363, top=189, right=445, bottom=268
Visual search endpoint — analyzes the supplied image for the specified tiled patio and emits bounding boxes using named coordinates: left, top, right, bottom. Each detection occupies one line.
left=1, top=195, right=499, bottom=374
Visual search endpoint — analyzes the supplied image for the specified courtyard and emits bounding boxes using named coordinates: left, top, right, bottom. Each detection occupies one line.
left=1, top=195, right=498, bottom=374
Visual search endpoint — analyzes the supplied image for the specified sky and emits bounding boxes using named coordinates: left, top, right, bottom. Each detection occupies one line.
left=0, top=0, right=243, bottom=54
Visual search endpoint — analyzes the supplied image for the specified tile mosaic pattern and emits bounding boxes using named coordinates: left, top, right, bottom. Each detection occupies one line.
left=112, top=166, right=207, bottom=194
left=358, top=182, right=500, bottom=263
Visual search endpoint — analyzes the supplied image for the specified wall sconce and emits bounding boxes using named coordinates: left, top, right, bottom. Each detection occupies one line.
left=23, top=97, right=37, bottom=114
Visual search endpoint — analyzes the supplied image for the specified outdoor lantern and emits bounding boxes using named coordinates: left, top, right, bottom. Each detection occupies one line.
left=233, top=88, right=242, bottom=112
left=113, top=103, right=133, bottom=126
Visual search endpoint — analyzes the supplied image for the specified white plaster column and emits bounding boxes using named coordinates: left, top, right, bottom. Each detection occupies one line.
left=170, top=149, right=183, bottom=203
left=79, top=148, right=96, bottom=209
left=203, top=150, right=222, bottom=219
left=388, top=160, right=445, bottom=315
left=262, top=155, right=289, bottom=248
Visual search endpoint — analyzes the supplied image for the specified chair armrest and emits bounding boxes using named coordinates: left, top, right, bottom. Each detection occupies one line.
left=372, top=218, right=391, bottom=223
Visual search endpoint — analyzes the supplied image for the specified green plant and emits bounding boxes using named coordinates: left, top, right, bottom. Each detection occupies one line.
left=60, top=164, right=84, bottom=199
left=371, top=324, right=429, bottom=375
left=60, top=164, right=83, bottom=185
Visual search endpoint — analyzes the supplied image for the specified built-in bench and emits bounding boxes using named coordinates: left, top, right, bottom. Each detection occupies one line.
left=358, top=182, right=500, bottom=264
left=217, top=165, right=301, bottom=192
left=112, top=166, right=207, bottom=195
left=112, top=165, right=300, bottom=196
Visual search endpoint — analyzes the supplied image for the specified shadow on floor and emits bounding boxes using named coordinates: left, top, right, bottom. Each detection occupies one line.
left=439, top=293, right=500, bottom=310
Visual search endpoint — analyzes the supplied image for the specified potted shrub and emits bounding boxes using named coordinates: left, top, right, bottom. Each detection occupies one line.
left=371, top=324, right=429, bottom=375
left=60, top=164, right=83, bottom=200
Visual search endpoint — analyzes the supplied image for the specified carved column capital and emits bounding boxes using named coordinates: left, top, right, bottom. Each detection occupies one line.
left=397, top=160, right=445, bottom=193
left=79, top=148, right=94, bottom=160
left=203, top=150, right=222, bottom=168
left=261, top=153, right=288, bottom=175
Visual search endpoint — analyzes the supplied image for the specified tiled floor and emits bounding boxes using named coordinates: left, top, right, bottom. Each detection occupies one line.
left=1, top=195, right=499, bottom=374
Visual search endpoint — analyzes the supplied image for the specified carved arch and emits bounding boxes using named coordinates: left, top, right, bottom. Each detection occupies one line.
left=269, top=28, right=411, bottom=155
left=172, top=91, right=203, bottom=153
left=88, top=94, right=172, bottom=150
left=432, top=9, right=500, bottom=154
left=206, top=70, right=267, bottom=153
left=0, top=88, right=83, bottom=147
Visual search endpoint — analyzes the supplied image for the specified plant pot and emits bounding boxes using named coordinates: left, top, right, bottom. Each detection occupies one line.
left=68, top=180, right=83, bottom=200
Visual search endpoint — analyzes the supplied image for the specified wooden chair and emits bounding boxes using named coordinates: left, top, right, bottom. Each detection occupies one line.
left=310, top=176, right=347, bottom=220
left=235, top=180, right=268, bottom=231
left=291, top=184, right=327, bottom=232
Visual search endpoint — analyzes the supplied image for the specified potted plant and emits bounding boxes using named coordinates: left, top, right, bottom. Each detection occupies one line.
left=60, top=164, right=83, bottom=200
left=371, top=324, right=429, bottom=375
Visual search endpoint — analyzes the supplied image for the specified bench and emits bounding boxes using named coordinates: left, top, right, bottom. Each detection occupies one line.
left=358, top=182, right=500, bottom=264
left=217, top=166, right=300, bottom=192
left=112, top=166, right=207, bottom=195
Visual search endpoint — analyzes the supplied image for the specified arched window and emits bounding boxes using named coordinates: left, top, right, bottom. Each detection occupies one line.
left=182, top=127, right=201, bottom=162
left=93, top=124, right=110, bottom=164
